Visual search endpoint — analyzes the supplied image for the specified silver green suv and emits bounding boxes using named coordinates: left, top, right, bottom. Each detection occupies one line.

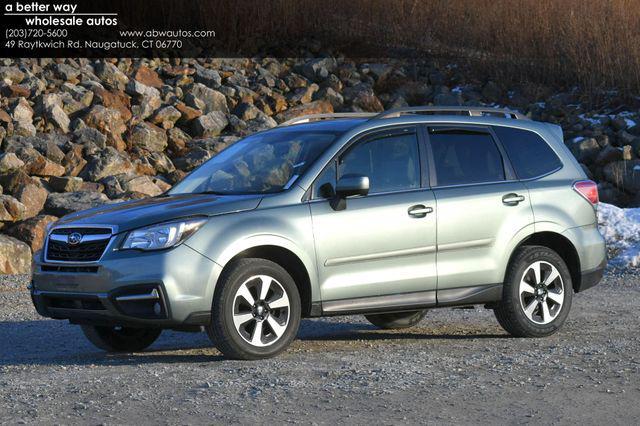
left=31, top=107, right=606, bottom=360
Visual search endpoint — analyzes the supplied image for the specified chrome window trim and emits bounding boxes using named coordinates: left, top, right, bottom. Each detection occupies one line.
left=44, top=224, right=117, bottom=265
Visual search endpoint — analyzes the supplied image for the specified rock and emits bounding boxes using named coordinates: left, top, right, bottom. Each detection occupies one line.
left=288, top=84, right=319, bottom=105
left=0, top=169, right=48, bottom=219
left=62, top=144, right=87, bottom=177
left=6, top=214, right=58, bottom=252
left=44, top=191, right=110, bottom=216
left=190, top=83, right=229, bottom=114
left=0, top=195, right=27, bottom=222
left=167, top=127, right=191, bottom=155
left=275, top=100, right=333, bottom=123
left=595, top=145, right=623, bottom=165
left=134, top=66, right=163, bottom=89
left=175, top=102, right=202, bottom=123
left=611, top=117, right=628, bottom=131
left=10, top=97, right=33, bottom=124
left=72, top=127, right=107, bottom=148
left=54, top=63, right=80, bottom=81
left=173, top=147, right=211, bottom=171
left=302, top=58, right=337, bottom=81
left=233, top=103, right=260, bottom=121
left=132, top=94, right=162, bottom=121
left=127, top=122, right=168, bottom=152
left=166, top=169, right=187, bottom=184
left=617, top=130, right=635, bottom=146
left=126, top=79, right=161, bottom=99
left=133, top=151, right=175, bottom=175
left=94, top=61, right=129, bottom=90
left=433, top=92, right=461, bottom=106
left=317, top=87, right=343, bottom=109
left=1, top=84, right=30, bottom=98
left=570, top=137, right=600, bottom=164
left=0, top=153, right=25, bottom=173
left=80, top=147, right=135, bottom=181
left=46, top=104, right=70, bottom=133
left=83, top=105, right=127, bottom=151
left=91, top=87, right=132, bottom=122
left=25, top=155, right=65, bottom=177
left=100, top=175, right=126, bottom=198
left=245, top=113, right=277, bottom=133
left=49, top=176, right=84, bottom=192
left=151, top=106, right=181, bottom=129
left=194, top=64, right=222, bottom=87
left=343, top=84, right=384, bottom=112
left=0, top=235, right=31, bottom=274
left=192, top=111, right=229, bottom=137
left=121, top=175, right=163, bottom=196
left=0, top=66, right=25, bottom=83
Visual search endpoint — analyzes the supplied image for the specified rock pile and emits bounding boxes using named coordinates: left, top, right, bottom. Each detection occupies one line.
left=0, top=56, right=638, bottom=272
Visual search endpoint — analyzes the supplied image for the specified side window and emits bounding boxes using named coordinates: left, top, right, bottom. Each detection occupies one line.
left=338, top=132, right=420, bottom=194
left=429, top=128, right=505, bottom=186
left=493, top=126, right=562, bottom=179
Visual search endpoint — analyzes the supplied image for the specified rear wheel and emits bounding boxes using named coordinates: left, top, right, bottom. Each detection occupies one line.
left=365, top=310, right=428, bottom=329
left=207, top=258, right=301, bottom=360
left=494, top=245, right=573, bottom=337
left=80, top=325, right=161, bottom=352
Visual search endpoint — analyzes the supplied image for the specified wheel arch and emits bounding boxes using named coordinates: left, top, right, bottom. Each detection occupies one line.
left=508, top=231, right=581, bottom=292
left=220, top=242, right=316, bottom=317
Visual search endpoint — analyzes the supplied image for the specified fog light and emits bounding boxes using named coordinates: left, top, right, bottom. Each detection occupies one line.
left=153, top=302, right=162, bottom=316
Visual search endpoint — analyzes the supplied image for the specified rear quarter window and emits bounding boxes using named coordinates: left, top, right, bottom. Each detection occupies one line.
left=493, top=126, right=562, bottom=179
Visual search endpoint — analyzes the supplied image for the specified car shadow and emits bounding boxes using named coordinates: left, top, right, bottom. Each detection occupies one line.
left=0, top=318, right=507, bottom=367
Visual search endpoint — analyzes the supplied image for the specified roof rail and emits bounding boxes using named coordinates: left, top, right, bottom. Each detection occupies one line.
left=373, top=106, right=528, bottom=120
left=279, top=112, right=376, bottom=127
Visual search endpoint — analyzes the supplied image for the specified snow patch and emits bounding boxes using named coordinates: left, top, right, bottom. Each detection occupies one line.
left=598, top=203, right=640, bottom=268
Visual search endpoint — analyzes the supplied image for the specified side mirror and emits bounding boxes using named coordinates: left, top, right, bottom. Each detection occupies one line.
left=330, top=174, right=369, bottom=210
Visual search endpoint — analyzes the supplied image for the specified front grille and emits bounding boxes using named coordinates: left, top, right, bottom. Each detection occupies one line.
left=46, top=227, right=112, bottom=262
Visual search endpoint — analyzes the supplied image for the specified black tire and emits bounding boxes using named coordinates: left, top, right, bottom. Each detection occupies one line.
left=494, top=245, right=573, bottom=338
left=80, top=325, right=161, bottom=352
left=206, top=258, right=301, bottom=360
left=365, top=310, right=428, bottom=329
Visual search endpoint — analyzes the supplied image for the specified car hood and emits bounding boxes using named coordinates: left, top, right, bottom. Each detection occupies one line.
left=55, top=193, right=264, bottom=233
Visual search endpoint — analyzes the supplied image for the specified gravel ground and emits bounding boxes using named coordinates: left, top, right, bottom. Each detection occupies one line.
left=1, top=273, right=639, bottom=425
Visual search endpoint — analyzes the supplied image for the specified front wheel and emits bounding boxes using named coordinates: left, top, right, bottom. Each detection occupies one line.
left=207, top=258, right=301, bottom=360
left=81, top=325, right=161, bottom=352
left=494, top=245, right=573, bottom=337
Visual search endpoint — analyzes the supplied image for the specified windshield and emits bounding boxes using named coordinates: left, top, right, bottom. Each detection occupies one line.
left=169, top=129, right=339, bottom=195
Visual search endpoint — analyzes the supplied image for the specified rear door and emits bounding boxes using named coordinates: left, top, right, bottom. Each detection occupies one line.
left=425, top=125, right=533, bottom=299
left=309, top=126, right=438, bottom=308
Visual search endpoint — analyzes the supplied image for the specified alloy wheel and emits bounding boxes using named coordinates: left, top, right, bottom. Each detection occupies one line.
left=232, top=275, right=290, bottom=347
left=519, top=261, right=565, bottom=325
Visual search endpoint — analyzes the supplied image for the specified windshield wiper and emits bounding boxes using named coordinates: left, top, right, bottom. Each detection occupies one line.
left=194, top=190, right=229, bottom=195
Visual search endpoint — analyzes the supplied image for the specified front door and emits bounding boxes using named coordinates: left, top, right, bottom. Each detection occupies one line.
left=309, top=127, right=438, bottom=310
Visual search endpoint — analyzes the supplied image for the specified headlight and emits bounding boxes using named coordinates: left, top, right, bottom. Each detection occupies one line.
left=121, top=218, right=208, bottom=251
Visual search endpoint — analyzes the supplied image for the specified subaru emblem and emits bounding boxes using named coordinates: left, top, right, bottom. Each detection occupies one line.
left=67, top=232, right=83, bottom=245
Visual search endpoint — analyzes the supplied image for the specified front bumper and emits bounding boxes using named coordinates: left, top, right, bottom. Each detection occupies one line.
left=31, top=243, right=222, bottom=327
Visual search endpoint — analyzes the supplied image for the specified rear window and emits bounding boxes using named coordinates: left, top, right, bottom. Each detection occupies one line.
left=493, top=126, right=562, bottom=179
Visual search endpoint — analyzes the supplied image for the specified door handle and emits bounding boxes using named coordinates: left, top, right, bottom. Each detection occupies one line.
left=502, top=193, right=525, bottom=206
left=408, top=205, right=434, bottom=218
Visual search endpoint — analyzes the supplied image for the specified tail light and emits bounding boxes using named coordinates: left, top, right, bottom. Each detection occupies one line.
left=573, top=180, right=599, bottom=205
